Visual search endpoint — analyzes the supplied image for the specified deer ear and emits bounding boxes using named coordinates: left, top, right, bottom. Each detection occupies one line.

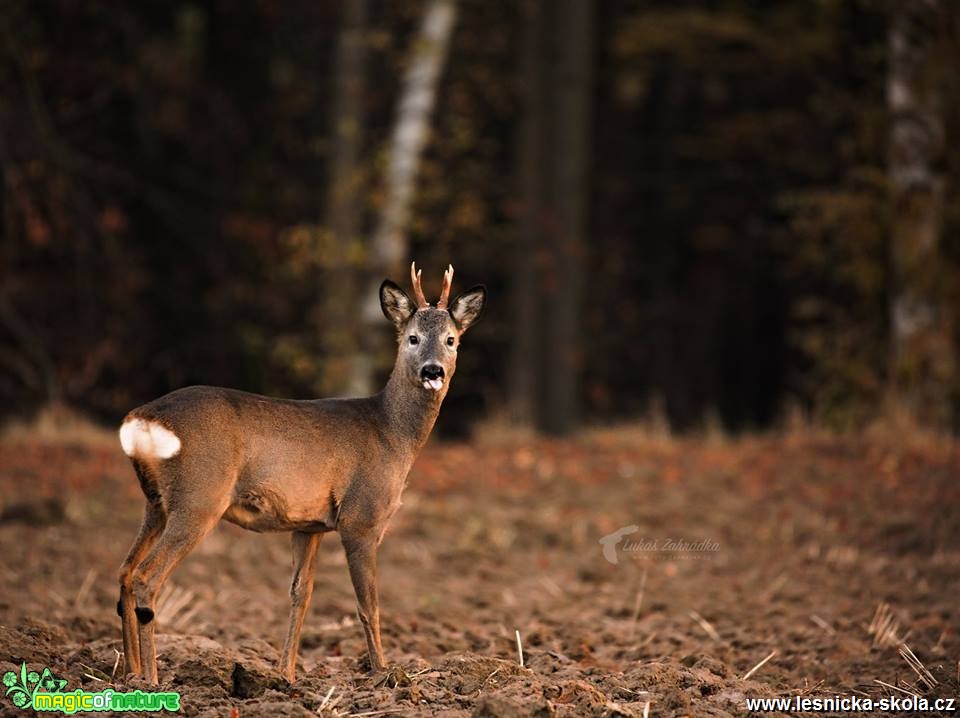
left=380, top=280, right=415, bottom=326
left=449, top=285, right=486, bottom=333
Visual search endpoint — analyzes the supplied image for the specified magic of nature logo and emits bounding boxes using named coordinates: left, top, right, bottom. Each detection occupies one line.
left=3, top=663, right=180, bottom=713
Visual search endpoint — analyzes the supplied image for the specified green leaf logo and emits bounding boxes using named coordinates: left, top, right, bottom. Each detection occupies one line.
left=4, top=663, right=68, bottom=710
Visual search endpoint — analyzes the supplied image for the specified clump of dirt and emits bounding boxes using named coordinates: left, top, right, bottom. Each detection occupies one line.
left=0, top=432, right=957, bottom=716
left=437, top=654, right=530, bottom=695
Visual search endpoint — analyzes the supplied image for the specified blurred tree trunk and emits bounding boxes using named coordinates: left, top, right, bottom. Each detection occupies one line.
left=509, top=0, right=544, bottom=425
left=354, top=0, right=457, bottom=395
left=887, top=0, right=953, bottom=424
left=539, top=0, right=592, bottom=435
left=321, top=0, right=367, bottom=397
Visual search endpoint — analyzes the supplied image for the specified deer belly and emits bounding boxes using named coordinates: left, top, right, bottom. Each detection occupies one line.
left=222, top=485, right=336, bottom=533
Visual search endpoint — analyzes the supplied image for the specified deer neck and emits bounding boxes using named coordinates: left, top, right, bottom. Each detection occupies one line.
left=379, top=363, right=446, bottom=449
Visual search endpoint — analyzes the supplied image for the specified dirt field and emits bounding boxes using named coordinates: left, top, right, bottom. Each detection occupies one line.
left=0, top=427, right=957, bottom=717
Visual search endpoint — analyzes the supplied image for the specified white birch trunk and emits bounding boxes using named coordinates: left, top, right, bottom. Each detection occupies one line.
left=887, top=0, right=952, bottom=422
left=354, top=0, right=458, bottom=394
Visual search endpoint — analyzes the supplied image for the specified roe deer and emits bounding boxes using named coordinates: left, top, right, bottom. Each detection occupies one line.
left=116, top=263, right=485, bottom=683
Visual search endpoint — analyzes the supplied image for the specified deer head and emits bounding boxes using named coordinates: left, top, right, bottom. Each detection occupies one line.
left=379, top=262, right=486, bottom=392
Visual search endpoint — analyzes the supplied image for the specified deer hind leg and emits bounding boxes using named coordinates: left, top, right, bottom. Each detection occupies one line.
left=130, top=509, right=221, bottom=684
left=118, top=500, right=166, bottom=676
left=278, top=531, right=323, bottom=682
left=342, top=535, right=385, bottom=672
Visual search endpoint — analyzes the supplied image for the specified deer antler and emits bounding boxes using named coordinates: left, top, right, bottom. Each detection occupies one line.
left=436, top=264, right=454, bottom=309
left=410, top=261, right=429, bottom=309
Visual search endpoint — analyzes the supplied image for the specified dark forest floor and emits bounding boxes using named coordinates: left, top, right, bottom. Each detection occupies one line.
left=0, top=427, right=958, bottom=717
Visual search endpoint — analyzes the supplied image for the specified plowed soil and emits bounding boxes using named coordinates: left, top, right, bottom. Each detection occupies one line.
left=0, top=429, right=958, bottom=716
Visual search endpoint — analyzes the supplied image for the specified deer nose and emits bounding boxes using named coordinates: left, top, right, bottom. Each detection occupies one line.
left=421, top=364, right=444, bottom=381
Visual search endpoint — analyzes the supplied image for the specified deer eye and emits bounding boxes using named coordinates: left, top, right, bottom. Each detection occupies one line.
left=408, top=335, right=419, bottom=345
left=446, top=336, right=455, bottom=347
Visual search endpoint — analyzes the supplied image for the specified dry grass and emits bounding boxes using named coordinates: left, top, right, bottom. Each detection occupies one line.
left=742, top=650, right=777, bottom=681
left=476, top=394, right=957, bottom=457
left=862, top=400, right=958, bottom=456
left=868, top=602, right=904, bottom=649
left=156, top=583, right=205, bottom=633
left=581, top=398, right=674, bottom=448
left=899, top=643, right=938, bottom=692
left=9, top=398, right=955, bottom=458
left=0, top=403, right=116, bottom=447
left=470, top=409, right=537, bottom=447
left=688, top=609, right=721, bottom=642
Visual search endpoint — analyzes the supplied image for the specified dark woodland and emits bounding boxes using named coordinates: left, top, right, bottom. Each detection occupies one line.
left=2, top=0, right=959, bottom=435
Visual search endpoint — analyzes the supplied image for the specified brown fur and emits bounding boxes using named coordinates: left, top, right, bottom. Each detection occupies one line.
left=116, top=269, right=486, bottom=683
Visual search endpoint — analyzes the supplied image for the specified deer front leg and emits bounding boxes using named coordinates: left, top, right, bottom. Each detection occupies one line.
left=278, top=531, right=323, bottom=682
left=342, top=535, right=385, bottom=672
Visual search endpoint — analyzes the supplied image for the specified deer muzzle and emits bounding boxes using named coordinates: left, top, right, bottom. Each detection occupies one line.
left=420, top=364, right=445, bottom=391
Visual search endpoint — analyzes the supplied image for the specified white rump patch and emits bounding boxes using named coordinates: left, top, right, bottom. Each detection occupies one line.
left=119, top=418, right=182, bottom=459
